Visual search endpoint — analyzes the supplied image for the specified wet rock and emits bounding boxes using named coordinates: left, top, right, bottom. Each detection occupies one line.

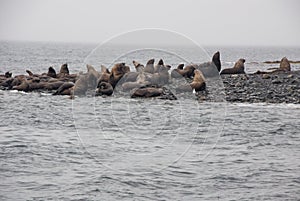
left=272, top=79, right=282, bottom=84
left=262, top=74, right=270, bottom=79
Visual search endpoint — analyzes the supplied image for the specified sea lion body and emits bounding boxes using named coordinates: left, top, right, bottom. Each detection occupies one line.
left=144, top=59, right=155, bottom=74
left=131, top=87, right=163, bottom=98
left=220, top=59, right=246, bottom=75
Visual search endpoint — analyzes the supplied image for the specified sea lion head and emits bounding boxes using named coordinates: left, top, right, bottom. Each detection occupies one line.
left=177, top=64, right=184, bottom=70
left=26, top=70, right=34, bottom=76
left=158, top=59, right=164, bottom=65
left=212, top=51, right=221, bottom=72
left=133, top=60, right=145, bottom=73
left=5, top=71, right=12, bottom=78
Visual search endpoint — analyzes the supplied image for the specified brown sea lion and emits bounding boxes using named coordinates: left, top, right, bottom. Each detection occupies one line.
left=183, top=65, right=196, bottom=78
left=144, top=59, right=155, bottom=74
left=110, top=62, right=130, bottom=87
left=95, top=82, right=113, bottom=96
left=176, top=69, right=206, bottom=93
left=97, top=65, right=111, bottom=84
left=190, top=69, right=206, bottom=91
left=60, top=63, right=69, bottom=74
left=220, top=59, right=246, bottom=75
left=171, top=64, right=186, bottom=78
left=131, top=87, right=163, bottom=98
left=44, top=81, right=65, bottom=90
left=279, top=57, right=291, bottom=71
left=12, top=79, right=30, bottom=92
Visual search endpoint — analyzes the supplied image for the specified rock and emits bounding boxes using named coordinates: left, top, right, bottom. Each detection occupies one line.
left=272, top=79, right=282, bottom=84
left=287, top=74, right=294, bottom=79
left=262, top=74, right=270, bottom=79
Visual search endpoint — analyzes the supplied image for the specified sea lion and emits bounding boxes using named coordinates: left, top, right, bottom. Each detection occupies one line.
left=190, top=69, right=206, bottom=91
left=95, top=82, right=113, bottom=96
left=154, top=59, right=164, bottom=73
left=176, top=69, right=206, bottom=93
left=5, top=72, right=12, bottom=78
left=12, top=79, right=30, bottom=92
left=131, top=87, right=163, bottom=98
left=97, top=65, right=111, bottom=84
left=212, top=51, right=221, bottom=72
left=133, top=60, right=145, bottom=73
left=196, top=51, right=221, bottom=77
left=121, top=72, right=151, bottom=91
left=183, top=65, right=196, bottom=78
left=220, top=59, right=246, bottom=75
left=171, top=64, right=187, bottom=78
left=53, top=82, right=74, bottom=95
left=60, top=63, right=69, bottom=75
left=47, top=67, right=57, bottom=78
left=86, top=64, right=101, bottom=88
left=44, top=81, right=65, bottom=90
left=110, top=62, right=130, bottom=87
left=26, top=70, right=34, bottom=77
left=279, top=57, right=291, bottom=71
left=144, top=59, right=155, bottom=74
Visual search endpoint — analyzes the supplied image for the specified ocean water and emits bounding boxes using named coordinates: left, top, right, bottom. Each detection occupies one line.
left=0, top=41, right=300, bottom=200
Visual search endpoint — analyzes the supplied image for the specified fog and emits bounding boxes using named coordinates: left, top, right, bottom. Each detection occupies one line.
left=0, top=0, right=299, bottom=46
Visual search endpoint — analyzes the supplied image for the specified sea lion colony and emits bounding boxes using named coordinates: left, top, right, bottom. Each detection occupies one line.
left=0, top=51, right=295, bottom=100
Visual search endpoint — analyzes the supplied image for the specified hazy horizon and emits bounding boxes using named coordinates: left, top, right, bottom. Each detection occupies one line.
left=1, top=0, right=300, bottom=46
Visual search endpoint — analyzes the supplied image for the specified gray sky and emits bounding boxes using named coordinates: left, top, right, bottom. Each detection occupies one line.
left=0, top=0, right=299, bottom=46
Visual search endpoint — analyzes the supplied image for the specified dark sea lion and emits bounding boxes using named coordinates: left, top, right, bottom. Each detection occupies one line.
left=53, top=82, right=74, bottom=95
left=131, top=87, right=163, bottom=98
left=95, top=82, right=113, bottom=96
left=212, top=51, right=221, bottom=72
left=154, top=59, right=164, bottom=73
left=144, top=59, right=155, bottom=74
left=177, top=64, right=184, bottom=70
left=44, top=81, right=65, bottom=90
left=5, top=72, right=12, bottom=78
left=47, top=67, right=57, bottom=78
left=133, top=60, right=145, bottom=73
left=220, top=58, right=246, bottom=75
left=279, top=57, right=291, bottom=71
left=26, top=70, right=34, bottom=76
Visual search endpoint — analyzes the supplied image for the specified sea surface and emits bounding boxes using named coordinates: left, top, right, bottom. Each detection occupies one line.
left=0, top=41, right=300, bottom=200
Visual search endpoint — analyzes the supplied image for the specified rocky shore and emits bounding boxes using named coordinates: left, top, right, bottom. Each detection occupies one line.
left=219, top=71, right=300, bottom=104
